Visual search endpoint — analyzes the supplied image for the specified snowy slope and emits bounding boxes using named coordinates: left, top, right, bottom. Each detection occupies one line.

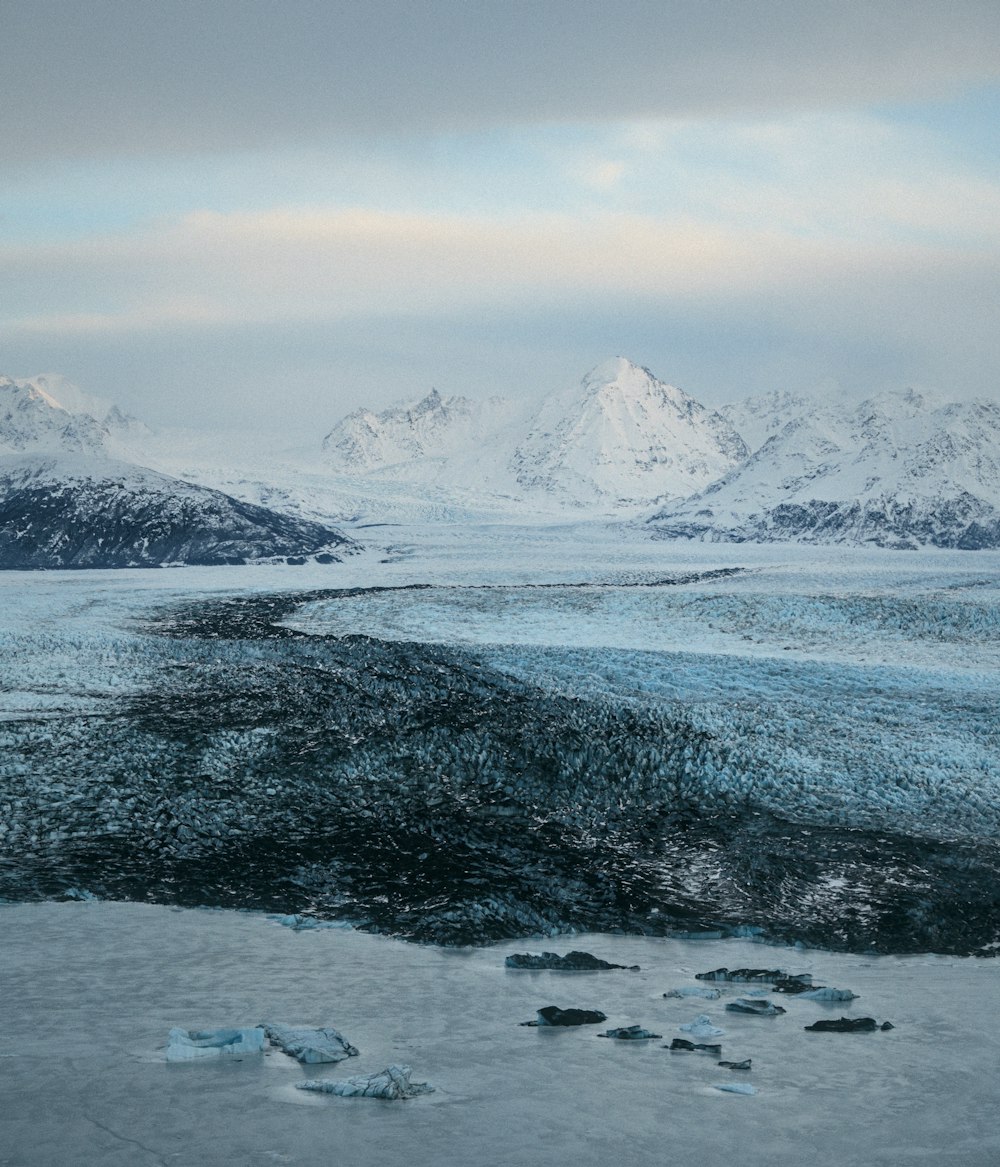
left=651, top=389, right=1000, bottom=548
left=0, top=454, right=355, bottom=569
left=718, top=387, right=814, bottom=454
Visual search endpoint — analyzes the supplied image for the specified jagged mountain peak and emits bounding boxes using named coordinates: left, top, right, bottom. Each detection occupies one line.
left=0, top=373, right=150, bottom=458
left=322, top=386, right=515, bottom=474
left=508, top=359, right=748, bottom=506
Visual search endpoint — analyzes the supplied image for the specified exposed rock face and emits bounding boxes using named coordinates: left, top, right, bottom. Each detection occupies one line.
left=0, top=456, right=354, bottom=568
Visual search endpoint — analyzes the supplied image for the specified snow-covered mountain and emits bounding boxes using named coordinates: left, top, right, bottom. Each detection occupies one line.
left=0, top=375, right=111, bottom=455
left=0, top=376, right=355, bottom=568
left=650, top=389, right=1000, bottom=548
left=0, top=454, right=355, bottom=569
left=0, top=374, right=150, bottom=456
left=507, top=357, right=747, bottom=506
left=323, top=388, right=515, bottom=473
left=319, top=358, right=747, bottom=511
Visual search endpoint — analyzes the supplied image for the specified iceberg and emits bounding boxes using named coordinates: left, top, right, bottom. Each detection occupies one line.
left=662, top=986, right=721, bottom=1000
left=725, top=998, right=786, bottom=1016
left=796, top=987, right=858, bottom=1002
left=598, top=1025, right=662, bottom=1040
left=296, top=1065, right=434, bottom=1100
left=714, top=1082, right=757, bottom=1095
left=166, top=1027, right=266, bottom=1061
left=521, top=1006, right=607, bottom=1027
left=263, top=1024, right=359, bottom=1063
left=505, top=951, right=639, bottom=971
left=678, top=1014, right=725, bottom=1038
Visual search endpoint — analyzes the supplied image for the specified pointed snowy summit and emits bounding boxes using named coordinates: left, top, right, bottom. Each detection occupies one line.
left=508, top=357, right=748, bottom=505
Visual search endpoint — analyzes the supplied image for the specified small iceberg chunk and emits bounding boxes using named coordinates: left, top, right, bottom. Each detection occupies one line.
left=714, top=1082, right=757, bottom=1095
left=267, top=914, right=351, bottom=932
left=668, top=1039, right=722, bottom=1055
left=521, top=1006, right=607, bottom=1027
left=805, top=1017, right=893, bottom=1033
left=505, top=951, right=639, bottom=971
left=718, top=1059, right=752, bottom=1070
left=697, top=967, right=813, bottom=992
left=166, top=1027, right=266, bottom=1061
left=796, top=987, right=857, bottom=1002
left=725, top=998, right=786, bottom=1016
left=264, top=1024, right=359, bottom=1064
left=598, top=1025, right=662, bottom=1040
left=697, top=967, right=786, bottom=984
left=663, top=986, right=721, bottom=1000
left=678, top=1014, right=725, bottom=1038
left=62, top=887, right=97, bottom=902
left=296, top=1065, right=434, bottom=1100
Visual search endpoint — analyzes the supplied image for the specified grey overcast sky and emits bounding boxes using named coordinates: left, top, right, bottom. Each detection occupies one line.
left=2, top=0, right=1000, bottom=434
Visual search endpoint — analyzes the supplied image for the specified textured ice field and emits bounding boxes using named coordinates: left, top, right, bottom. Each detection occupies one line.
left=2, top=901, right=998, bottom=1167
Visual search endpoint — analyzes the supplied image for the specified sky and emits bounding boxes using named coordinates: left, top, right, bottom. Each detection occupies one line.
left=2, top=0, right=999, bottom=436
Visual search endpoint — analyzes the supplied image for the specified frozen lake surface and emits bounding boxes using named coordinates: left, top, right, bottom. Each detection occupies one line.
left=3, top=901, right=999, bottom=1167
